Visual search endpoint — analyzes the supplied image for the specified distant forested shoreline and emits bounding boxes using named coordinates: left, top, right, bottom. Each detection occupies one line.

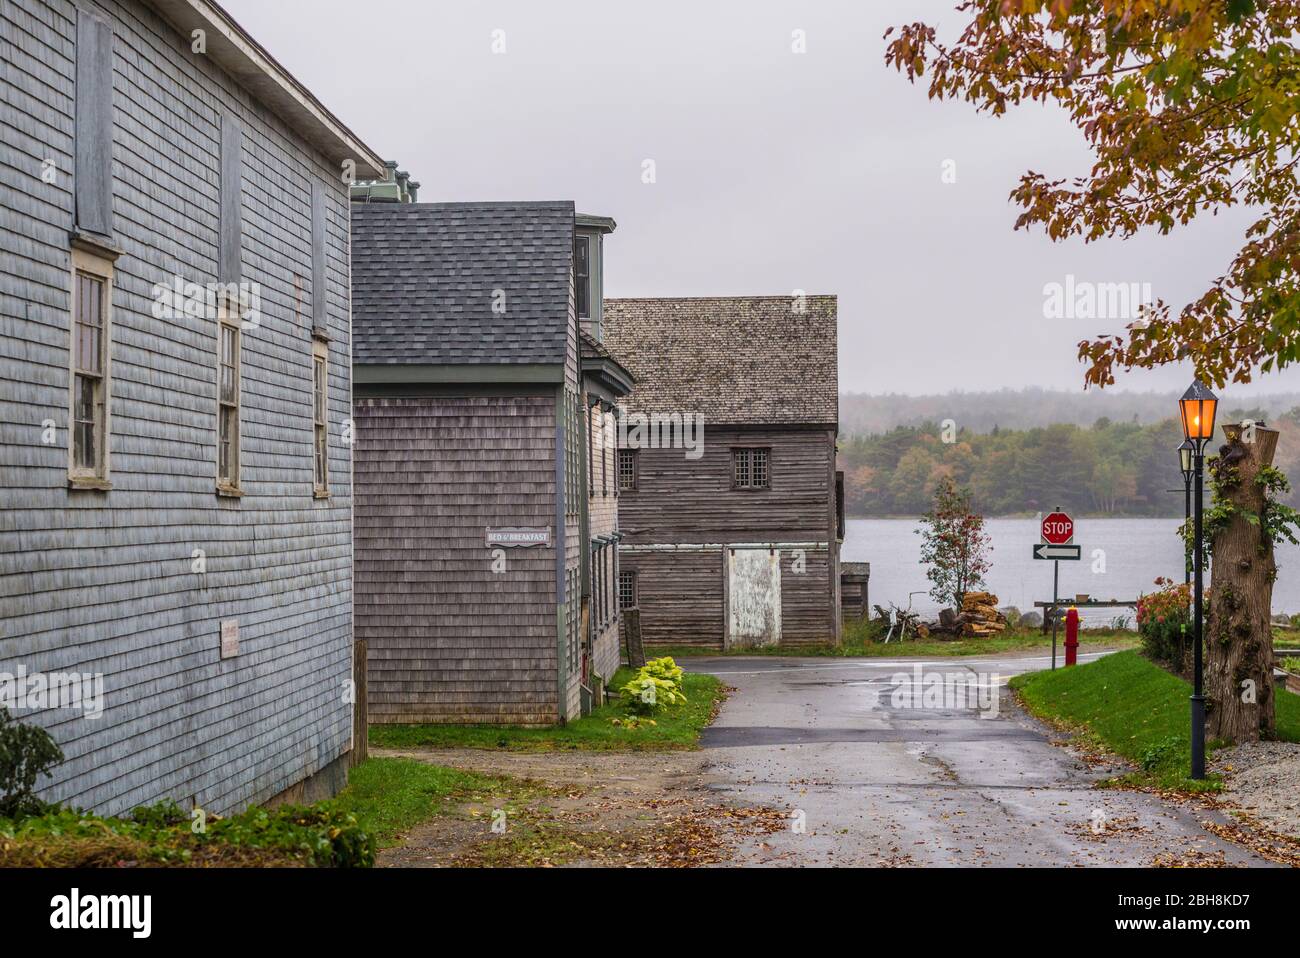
left=837, top=405, right=1300, bottom=519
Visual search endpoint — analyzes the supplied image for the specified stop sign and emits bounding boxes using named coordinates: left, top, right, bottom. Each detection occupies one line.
left=1041, top=511, right=1074, bottom=545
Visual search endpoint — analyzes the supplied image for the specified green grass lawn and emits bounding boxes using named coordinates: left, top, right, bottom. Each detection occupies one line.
left=328, top=757, right=550, bottom=848
left=651, top=626, right=1139, bottom=660
left=368, top=669, right=724, bottom=752
left=1010, top=649, right=1300, bottom=792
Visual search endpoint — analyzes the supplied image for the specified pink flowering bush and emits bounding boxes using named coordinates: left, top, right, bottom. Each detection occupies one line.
left=1136, top=577, right=1193, bottom=667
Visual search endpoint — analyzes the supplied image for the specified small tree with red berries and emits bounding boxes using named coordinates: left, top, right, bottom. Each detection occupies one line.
left=917, top=476, right=992, bottom=611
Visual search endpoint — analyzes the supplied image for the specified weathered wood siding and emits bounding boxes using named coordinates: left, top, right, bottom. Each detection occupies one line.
left=619, top=549, right=725, bottom=648
left=587, top=402, right=621, bottom=681
left=0, top=0, right=355, bottom=815
left=619, top=426, right=839, bottom=648
left=354, top=394, right=560, bottom=725
left=560, top=263, right=581, bottom=720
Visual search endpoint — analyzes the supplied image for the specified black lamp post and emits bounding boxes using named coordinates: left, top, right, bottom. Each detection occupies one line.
left=1178, top=380, right=1218, bottom=780
left=1178, top=439, right=1194, bottom=587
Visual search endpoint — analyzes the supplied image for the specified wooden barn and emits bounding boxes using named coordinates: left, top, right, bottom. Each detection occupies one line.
left=604, top=296, right=842, bottom=650
left=0, top=0, right=384, bottom=814
left=350, top=199, right=634, bottom=725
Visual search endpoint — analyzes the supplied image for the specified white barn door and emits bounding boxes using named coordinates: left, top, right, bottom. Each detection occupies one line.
left=725, top=548, right=782, bottom=650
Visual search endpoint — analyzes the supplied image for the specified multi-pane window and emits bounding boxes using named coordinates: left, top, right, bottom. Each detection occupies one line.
left=588, top=403, right=595, bottom=498
left=601, top=415, right=609, bottom=495
left=607, top=547, right=617, bottom=624
left=617, top=449, right=637, bottom=492
left=566, top=567, right=580, bottom=676
left=574, top=235, right=590, bottom=319
left=217, top=306, right=241, bottom=490
left=312, top=340, right=329, bottom=495
left=733, top=447, right=770, bottom=490
left=596, top=546, right=604, bottom=628
left=564, top=389, right=586, bottom=517
left=70, top=262, right=110, bottom=481
left=618, top=571, right=637, bottom=610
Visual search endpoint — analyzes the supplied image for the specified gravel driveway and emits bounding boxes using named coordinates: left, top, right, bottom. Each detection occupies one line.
left=1212, top=740, right=1300, bottom=840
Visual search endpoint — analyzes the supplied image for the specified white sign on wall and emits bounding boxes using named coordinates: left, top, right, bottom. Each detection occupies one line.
left=220, top=620, right=239, bottom=659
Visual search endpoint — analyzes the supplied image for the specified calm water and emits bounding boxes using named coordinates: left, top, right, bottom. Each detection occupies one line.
left=843, top=518, right=1300, bottom=626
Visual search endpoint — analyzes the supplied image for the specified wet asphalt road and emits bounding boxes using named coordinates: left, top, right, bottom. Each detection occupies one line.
left=687, top=652, right=1271, bottom=867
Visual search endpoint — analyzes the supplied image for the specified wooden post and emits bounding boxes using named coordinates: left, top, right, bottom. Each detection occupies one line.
left=352, top=639, right=368, bottom=766
left=624, top=608, right=645, bottom=668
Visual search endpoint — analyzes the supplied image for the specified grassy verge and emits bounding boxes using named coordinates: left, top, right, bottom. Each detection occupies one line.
left=1010, top=649, right=1300, bottom=793
left=368, top=669, right=725, bottom=752
left=0, top=800, right=372, bottom=868
left=328, top=757, right=551, bottom=848
left=651, top=627, right=1139, bottom=660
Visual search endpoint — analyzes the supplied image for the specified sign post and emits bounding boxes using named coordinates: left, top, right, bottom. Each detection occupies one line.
left=1033, top=508, right=1079, bottom=669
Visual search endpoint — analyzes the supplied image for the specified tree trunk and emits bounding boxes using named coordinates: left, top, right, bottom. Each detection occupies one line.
left=1205, top=423, right=1279, bottom=742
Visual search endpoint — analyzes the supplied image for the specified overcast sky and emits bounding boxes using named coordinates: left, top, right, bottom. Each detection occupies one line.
left=222, top=0, right=1300, bottom=399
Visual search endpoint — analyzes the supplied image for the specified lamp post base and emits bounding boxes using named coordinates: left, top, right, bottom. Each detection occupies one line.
left=1190, top=694, right=1206, bottom=779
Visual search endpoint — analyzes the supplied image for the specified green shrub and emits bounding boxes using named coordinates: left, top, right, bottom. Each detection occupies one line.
left=620, top=657, right=687, bottom=714
left=1135, top=578, right=1191, bottom=667
left=1139, top=735, right=1183, bottom=773
left=0, top=707, right=64, bottom=819
left=1282, top=657, right=1300, bottom=674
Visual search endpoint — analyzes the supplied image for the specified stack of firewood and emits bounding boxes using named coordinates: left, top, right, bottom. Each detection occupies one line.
left=957, top=591, right=1007, bottom=636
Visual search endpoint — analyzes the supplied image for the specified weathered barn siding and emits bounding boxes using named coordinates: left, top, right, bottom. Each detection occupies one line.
left=618, top=427, right=837, bottom=544
left=354, top=395, right=560, bottom=725
left=0, top=0, right=359, bottom=814
left=620, top=547, right=832, bottom=649
left=619, top=549, right=725, bottom=648
left=618, top=424, right=842, bottom=645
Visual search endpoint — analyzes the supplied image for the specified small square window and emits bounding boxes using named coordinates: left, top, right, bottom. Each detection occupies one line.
left=617, top=449, right=637, bottom=491
left=733, top=448, right=770, bottom=490
left=618, top=571, right=637, bottom=610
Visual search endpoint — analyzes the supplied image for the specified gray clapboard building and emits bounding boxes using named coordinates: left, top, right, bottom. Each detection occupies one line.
left=1, top=0, right=384, bottom=814
left=605, top=296, right=842, bottom=650
left=351, top=198, right=633, bottom=726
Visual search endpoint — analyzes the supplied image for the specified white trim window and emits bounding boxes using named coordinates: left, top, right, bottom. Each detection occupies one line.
left=216, top=302, right=242, bottom=493
left=312, top=338, right=329, bottom=496
left=68, top=249, right=113, bottom=487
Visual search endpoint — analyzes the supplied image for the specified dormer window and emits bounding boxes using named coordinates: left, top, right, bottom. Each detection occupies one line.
left=575, top=235, right=591, bottom=319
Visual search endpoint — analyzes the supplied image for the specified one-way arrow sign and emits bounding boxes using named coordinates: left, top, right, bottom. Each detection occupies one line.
left=1032, top=543, right=1081, bottom=561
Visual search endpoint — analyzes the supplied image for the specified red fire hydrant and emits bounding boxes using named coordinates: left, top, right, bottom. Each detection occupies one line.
left=1064, top=607, right=1080, bottom=667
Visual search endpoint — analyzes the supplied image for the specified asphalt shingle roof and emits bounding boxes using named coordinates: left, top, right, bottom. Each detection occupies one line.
left=603, top=296, right=838, bottom=426
left=350, top=201, right=575, bottom=365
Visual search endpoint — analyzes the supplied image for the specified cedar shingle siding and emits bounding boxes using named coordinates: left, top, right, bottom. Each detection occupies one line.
left=0, top=0, right=367, bottom=814
left=355, top=396, right=560, bottom=725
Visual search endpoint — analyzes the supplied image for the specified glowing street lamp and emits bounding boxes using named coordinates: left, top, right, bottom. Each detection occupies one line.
left=1178, top=380, right=1218, bottom=780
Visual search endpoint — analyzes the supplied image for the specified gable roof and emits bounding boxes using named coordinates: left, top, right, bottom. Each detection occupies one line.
left=350, top=201, right=575, bottom=368
left=144, top=0, right=384, bottom=178
left=603, top=296, right=838, bottom=426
